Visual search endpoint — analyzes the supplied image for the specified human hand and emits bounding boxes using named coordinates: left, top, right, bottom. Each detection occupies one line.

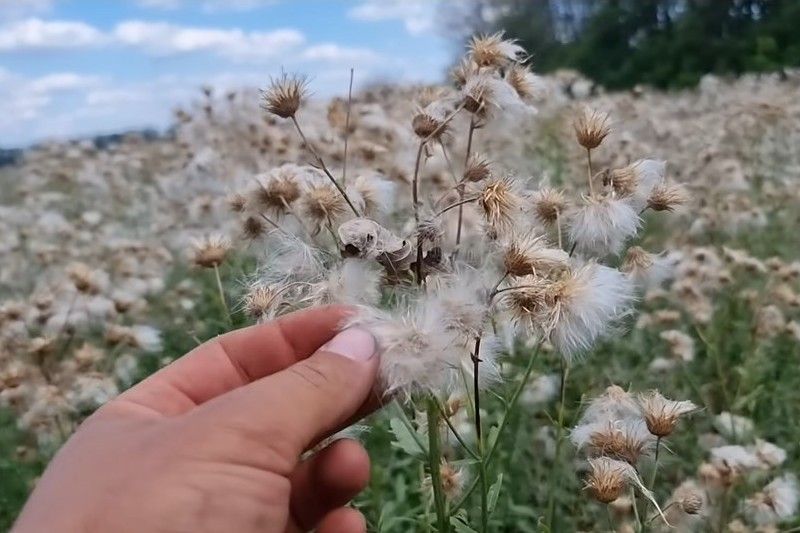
left=13, top=306, right=380, bottom=533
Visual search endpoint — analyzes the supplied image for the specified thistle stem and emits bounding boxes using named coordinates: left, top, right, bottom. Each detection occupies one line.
left=342, top=68, right=354, bottom=186
left=471, top=336, right=490, bottom=533
left=412, top=141, right=426, bottom=285
left=290, top=115, right=360, bottom=216
left=426, top=398, right=449, bottom=533
left=451, top=342, right=543, bottom=514
left=455, top=118, right=477, bottom=254
left=212, top=264, right=231, bottom=326
left=546, top=360, right=571, bottom=530
left=586, top=147, right=595, bottom=197
left=556, top=209, right=563, bottom=249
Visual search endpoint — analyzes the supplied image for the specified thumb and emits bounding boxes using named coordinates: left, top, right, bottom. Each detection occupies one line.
left=199, top=327, right=380, bottom=462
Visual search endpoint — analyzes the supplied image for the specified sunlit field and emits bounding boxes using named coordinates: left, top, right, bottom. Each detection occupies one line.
left=2, top=28, right=800, bottom=533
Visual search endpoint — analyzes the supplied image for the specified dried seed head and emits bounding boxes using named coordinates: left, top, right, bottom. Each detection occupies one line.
left=636, top=391, right=698, bottom=437
left=243, top=284, right=281, bottom=319
left=412, top=113, right=445, bottom=139
left=574, top=106, right=611, bottom=150
left=462, top=75, right=490, bottom=116
left=585, top=457, right=628, bottom=503
left=255, top=171, right=301, bottom=212
left=463, top=154, right=492, bottom=183
left=440, top=463, right=465, bottom=501
left=586, top=420, right=653, bottom=464
left=227, top=192, right=247, bottom=213
left=505, top=63, right=542, bottom=102
left=451, top=57, right=478, bottom=88
left=621, top=246, right=654, bottom=273
left=479, top=176, right=520, bottom=232
left=606, top=166, right=638, bottom=198
left=301, top=184, right=348, bottom=229
left=647, top=183, right=688, bottom=212
left=679, top=491, right=704, bottom=515
left=502, top=234, right=568, bottom=277
left=67, top=263, right=101, bottom=294
left=530, top=187, right=567, bottom=225
left=261, top=73, right=307, bottom=119
left=190, top=235, right=231, bottom=269
left=468, top=31, right=526, bottom=68
left=241, top=216, right=266, bottom=241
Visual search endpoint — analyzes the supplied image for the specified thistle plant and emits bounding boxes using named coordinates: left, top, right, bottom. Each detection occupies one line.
left=216, top=32, right=695, bottom=531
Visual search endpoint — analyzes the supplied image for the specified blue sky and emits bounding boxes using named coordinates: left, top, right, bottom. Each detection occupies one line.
left=0, top=0, right=454, bottom=147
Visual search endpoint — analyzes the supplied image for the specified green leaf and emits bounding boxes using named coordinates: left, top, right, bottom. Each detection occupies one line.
left=389, top=417, right=426, bottom=458
left=450, top=515, right=479, bottom=533
left=487, top=472, right=504, bottom=514
left=487, top=424, right=500, bottom=450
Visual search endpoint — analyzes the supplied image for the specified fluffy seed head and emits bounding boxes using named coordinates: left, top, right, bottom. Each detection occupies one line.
left=241, top=216, right=266, bottom=241
left=647, top=183, right=688, bottom=212
left=636, top=391, right=698, bottom=437
left=479, top=176, right=520, bottom=233
left=585, top=457, right=629, bottom=503
left=505, top=63, right=544, bottom=102
left=243, top=284, right=281, bottom=319
left=227, top=192, right=247, bottom=213
left=255, top=170, right=301, bottom=212
left=67, top=263, right=102, bottom=294
left=574, top=106, right=611, bottom=150
left=300, top=184, right=348, bottom=230
left=412, top=113, right=445, bottom=139
left=502, top=234, right=568, bottom=277
left=468, top=32, right=526, bottom=68
left=261, top=73, right=307, bottom=118
left=530, top=187, right=567, bottom=225
left=190, top=235, right=231, bottom=269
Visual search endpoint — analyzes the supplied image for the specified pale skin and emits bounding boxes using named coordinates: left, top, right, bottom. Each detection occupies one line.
left=14, top=305, right=381, bottom=533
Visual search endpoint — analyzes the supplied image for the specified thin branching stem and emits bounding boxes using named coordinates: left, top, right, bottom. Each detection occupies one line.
left=455, top=117, right=477, bottom=254
left=412, top=141, right=426, bottom=285
left=435, top=400, right=479, bottom=460
left=342, top=68, right=354, bottom=186
left=212, top=264, right=232, bottom=326
left=433, top=196, right=480, bottom=218
left=290, top=115, right=360, bottom=216
left=586, top=147, right=595, bottom=197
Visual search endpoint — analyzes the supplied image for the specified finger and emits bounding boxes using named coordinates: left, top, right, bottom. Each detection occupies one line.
left=116, top=306, right=350, bottom=415
left=316, top=507, right=366, bottom=533
left=289, top=439, right=370, bottom=531
left=197, top=327, right=379, bottom=467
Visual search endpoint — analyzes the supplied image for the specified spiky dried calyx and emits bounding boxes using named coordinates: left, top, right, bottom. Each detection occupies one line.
left=621, top=246, right=654, bottom=273
left=243, top=284, right=281, bottom=319
left=468, top=31, right=526, bottom=68
left=636, top=391, right=698, bottom=437
left=531, top=188, right=566, bottom=225
left=241, top=216, right=266, bottom=241
left=261, top=73, right=308, bottom=119
left=227, top=193, right=247, bottom=213
left=301, top=184, right=348, bottom=228
left=574, top=107, right=611, bottom=150
left=255, top=175, right=301, bottom=211
left=585, top=457, right=628, bottom=503
left=479, top=176, right=519, bottom=232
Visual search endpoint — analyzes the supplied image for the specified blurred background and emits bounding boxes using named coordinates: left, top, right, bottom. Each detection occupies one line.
left=2, top=0, right=798, bottom=151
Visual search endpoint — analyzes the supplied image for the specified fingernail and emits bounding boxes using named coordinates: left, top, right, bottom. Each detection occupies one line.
left=321, top=328, right=376, bottom=362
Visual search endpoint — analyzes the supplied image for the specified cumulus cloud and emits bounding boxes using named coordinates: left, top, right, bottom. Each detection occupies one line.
left=348, top=0, right=437, bottom=35
left=113, top=20, right=305, bottom=60
left=300, top=43, right=380, bottom=64
left=0, top=17, right=104, bottom=50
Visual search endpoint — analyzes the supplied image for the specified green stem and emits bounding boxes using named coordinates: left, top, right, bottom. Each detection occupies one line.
left=213, top=264, right=232, bottom=326
left=472, top=337, right=489, bottom=533
left=451, top=342, right=543, bottom=514
left=649, top=437, right=661, bottom=491
left=427, top=398, right=449, bottom=533
left=546, top=360, right=571, bottom=530
left=435, top=401, right=479, bottom=460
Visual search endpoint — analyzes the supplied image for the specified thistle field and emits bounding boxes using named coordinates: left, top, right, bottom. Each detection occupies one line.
left=1, top=55, right=800, bottom=532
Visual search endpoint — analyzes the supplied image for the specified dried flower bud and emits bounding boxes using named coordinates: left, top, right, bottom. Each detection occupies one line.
left=468, top=31, right=525, bottom=68
left=479, top=176, right=520, bottom=233
left=241, top=216, right=266, bottom=241
left=412, top=113, right=445, bottom=139
left=67, top=263, right=102, bottom=295
left=440, top=463, right=465, bottom=501
left=530, top=188, right=567, bottom=225
left=679, top=492, right=704, bottom=515
left=573, top=106, right=611, bottom=150
left=243, top=284, right=281, bottom=319
left=585, top=457, right=628, bottom=503
left=228, top=193, right=247, bottom=213
left=636, top=391, right=698, bottom=437
left=261, top=73, right=308, bottom=119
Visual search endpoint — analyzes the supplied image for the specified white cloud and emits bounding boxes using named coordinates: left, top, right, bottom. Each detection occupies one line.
left=28, top=72, right=101, bottom=93
left=348, top=0, right=437, bottom=35
left=113, top=20, right=304, bottom=60
left=135, top=0, right=279, bottom=12
left=0, top=17, right=104, bottom=50
left=300, top=43, right=380, bottom=64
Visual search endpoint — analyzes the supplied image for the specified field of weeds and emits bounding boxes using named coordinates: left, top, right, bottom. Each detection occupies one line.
left=2, top=34, right=800, bottom=532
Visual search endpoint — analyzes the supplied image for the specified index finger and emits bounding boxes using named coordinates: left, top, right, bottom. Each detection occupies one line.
left=115, top=305, right=351, bottom=416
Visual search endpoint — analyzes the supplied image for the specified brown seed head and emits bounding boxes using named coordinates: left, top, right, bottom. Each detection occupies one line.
left=636, top=391, right=698, bottom=438
left=439, top=463, right=464, bottom=501
left=261, top=73, right=308, bottom=119
left=479, top=176, right=520, bottom=232
left=463, top=154, right=492, bottom=183
left=606, top=166, right=638, bottom=197
left=412, top=113, right=445, bottom=139
left=679, top=491, right=704, bottom=515
left=647, top=183, right=687, bottom=212
left=190, top=235, right=231, bottom=269
left=451, top=57, right=477, bottom=88
left=531, top=188, right=566, bottom=225
left=505, top=63, right=539, bottom=101
left=585, top=458, right=628, bottom=504
left=67, top=263, right=101, bottom=294
left=588, top=421, right=651, bottom=464
left=468, top=31, right=525, bottom=68
left=241, top=216, right=266, bottom=241
left=243, top=284, right=281, bottom=319
left=301, top=184, right=348, bottom=228
left=574, top=107, right=611, bottom=150
left=227, top=193, right=247, bottom=213
left=255, top=173, right=301, bottom=212
left=621, top=246, right=654, bottom=274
